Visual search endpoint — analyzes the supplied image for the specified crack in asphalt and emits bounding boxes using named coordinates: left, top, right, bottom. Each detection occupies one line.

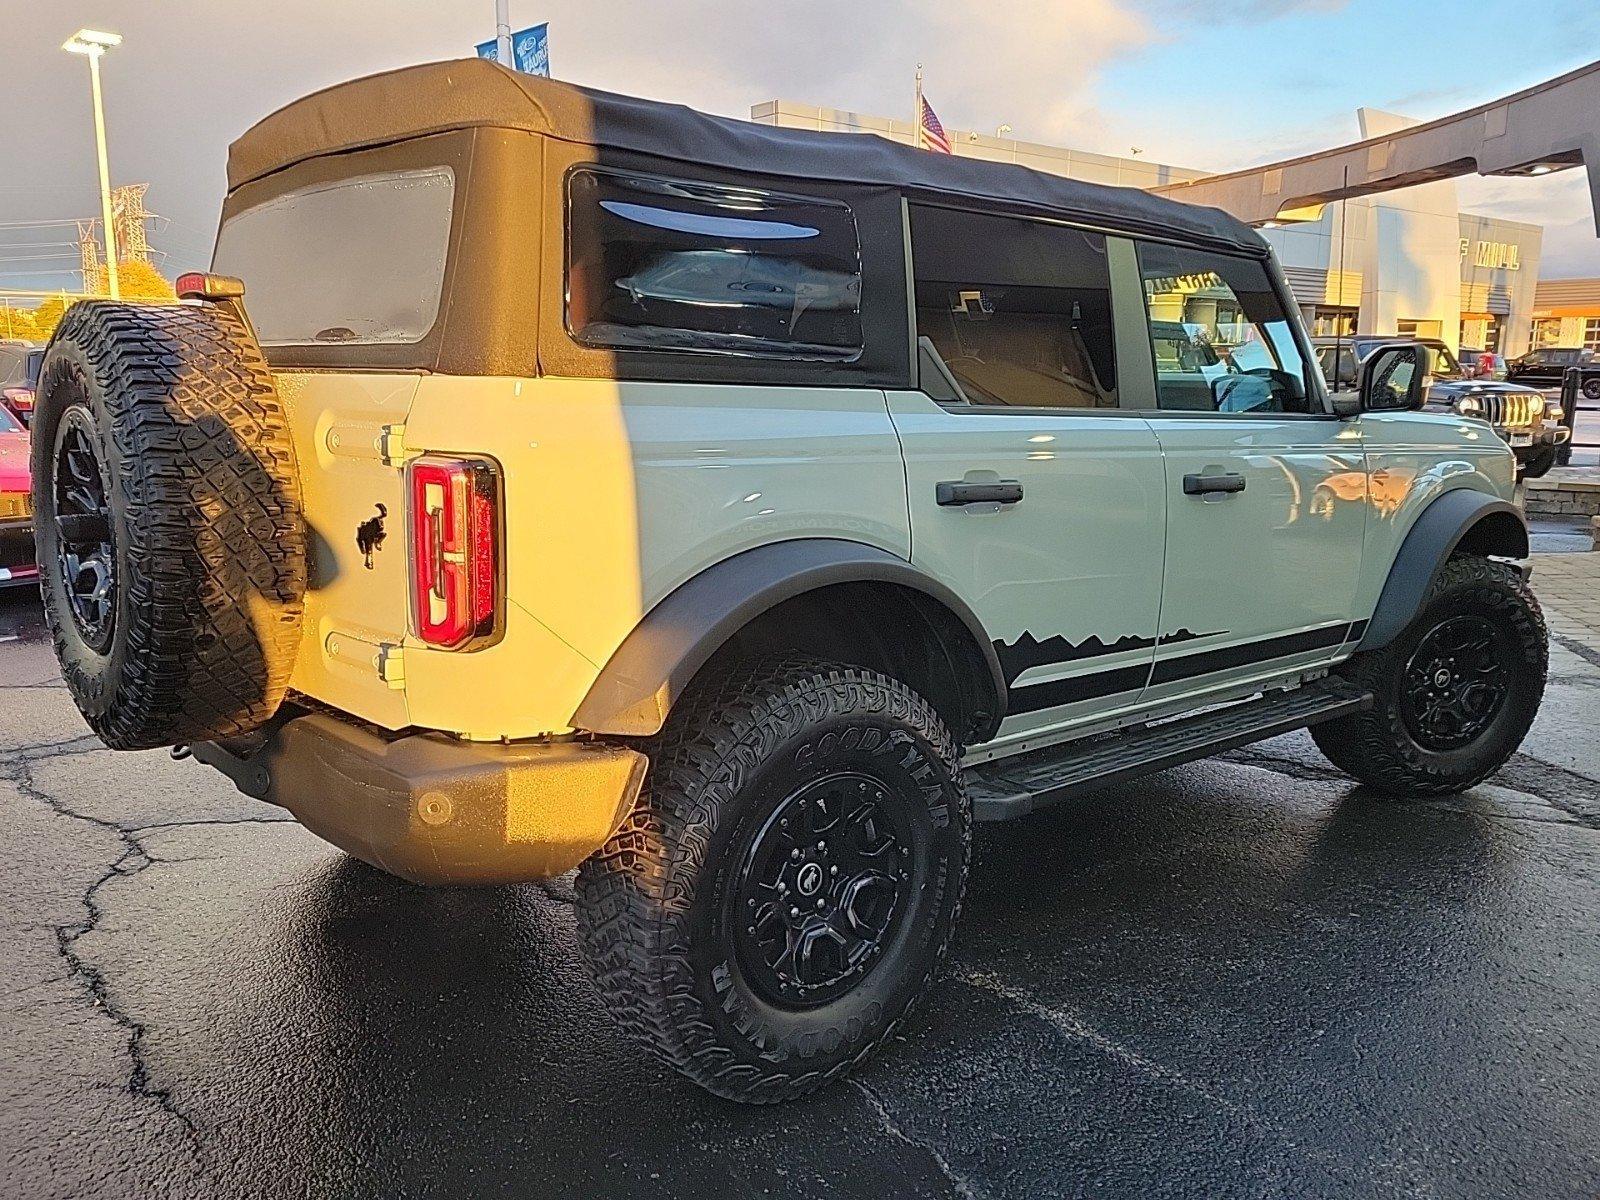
left=955, top=969, right=1421, bottom=1198
left=2, top=750, right=209, bottom=1167
left=1221, top=744, right=1600, bottom=831
left=0, top=736, right=299, bottom=1178
left=1220, top=746, right=1349, bottom=784
left=852, top=1079, right=985, bottom=1200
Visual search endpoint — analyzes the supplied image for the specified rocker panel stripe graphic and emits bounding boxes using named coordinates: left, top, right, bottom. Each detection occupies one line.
left=1006, top=621, right=1357, bottom=716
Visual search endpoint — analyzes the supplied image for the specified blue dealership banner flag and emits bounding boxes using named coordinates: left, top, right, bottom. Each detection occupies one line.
left=475, top=22, right=550, bottom=76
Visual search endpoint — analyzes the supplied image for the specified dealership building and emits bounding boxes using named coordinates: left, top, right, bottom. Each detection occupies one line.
left=751, top=100, right=1546, bottom=357
left=1530, top=277, right=1600, bottom=350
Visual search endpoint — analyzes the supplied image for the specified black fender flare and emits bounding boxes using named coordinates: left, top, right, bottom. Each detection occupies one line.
left=1357, top=490, right=1528, bottom=652
left=571, top=539, right=1006, bottom=739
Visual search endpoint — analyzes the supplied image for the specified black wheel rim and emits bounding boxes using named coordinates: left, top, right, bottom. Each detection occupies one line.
left=52, top=408, right=117, bottom=652
left=730, top=772, right=915, bottom=1009
left=1400, top=615, right=1510, bottom=751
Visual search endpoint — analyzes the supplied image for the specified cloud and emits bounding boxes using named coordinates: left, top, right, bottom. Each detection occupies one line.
left=1, top=0, right=1159, bottom=286
left=2, top=0, right=1592, bottom=288
left=1459, top=170, right=1600, bottom=278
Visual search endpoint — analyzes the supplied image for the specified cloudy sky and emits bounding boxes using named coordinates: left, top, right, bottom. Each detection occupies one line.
left=2, top=0, right=1598, bottom=292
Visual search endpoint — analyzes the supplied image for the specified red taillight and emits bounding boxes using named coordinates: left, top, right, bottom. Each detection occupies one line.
left=408, top=456, right=501, bottom=649
left=2, top=387, right=32, bottom=412
left=175, top=272, right=245, bottom=301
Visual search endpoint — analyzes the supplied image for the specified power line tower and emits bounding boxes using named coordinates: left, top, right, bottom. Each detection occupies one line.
left=112, top=184, right=151, bottom=263
left=76, top=220, right=104, bottom=294
left=74, top=183, right=154, bottom=292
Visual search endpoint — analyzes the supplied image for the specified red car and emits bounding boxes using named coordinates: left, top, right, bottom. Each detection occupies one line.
left=0, top=403, right=36, bottom=589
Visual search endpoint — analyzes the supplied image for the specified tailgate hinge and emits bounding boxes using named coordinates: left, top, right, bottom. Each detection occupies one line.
left=379, top=423, right=411, bottom=467
left=376, top=643, right=406, bottom=689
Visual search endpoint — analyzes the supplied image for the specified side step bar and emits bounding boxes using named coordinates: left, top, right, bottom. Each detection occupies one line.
left=964, top=677, right=1373, bottom=822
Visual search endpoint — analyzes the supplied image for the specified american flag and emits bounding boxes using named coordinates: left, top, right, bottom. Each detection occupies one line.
left=919, top=96, right=952, bottom=154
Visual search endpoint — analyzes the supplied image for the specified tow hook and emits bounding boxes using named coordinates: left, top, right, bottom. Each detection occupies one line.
left=170, top=744, right=193, bottom=762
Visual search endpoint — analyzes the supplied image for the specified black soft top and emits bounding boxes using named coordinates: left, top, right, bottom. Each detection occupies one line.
left=228, top=58, right=1264, bottom=256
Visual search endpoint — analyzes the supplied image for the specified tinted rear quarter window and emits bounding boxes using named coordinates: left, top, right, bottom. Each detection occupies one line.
left=566, top=169, right=863, bottom=361
left=212, top=167, right=455, bottom=346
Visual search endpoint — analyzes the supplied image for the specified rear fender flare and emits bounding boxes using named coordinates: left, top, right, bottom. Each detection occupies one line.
left=570, top=539, right=1005, bottom=740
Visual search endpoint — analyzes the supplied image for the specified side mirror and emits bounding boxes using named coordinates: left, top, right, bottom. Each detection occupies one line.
left=1358, top=342, right=1427, bottom=412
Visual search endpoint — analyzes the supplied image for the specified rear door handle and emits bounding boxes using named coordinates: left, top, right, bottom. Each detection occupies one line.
left=1182, top=473, right=1246, bottom=496
left=936, top=480, right=1024, bottom=507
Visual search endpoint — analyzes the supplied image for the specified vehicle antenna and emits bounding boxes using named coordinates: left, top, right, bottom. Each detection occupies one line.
left=1334, top=164, right=1349, bottom=389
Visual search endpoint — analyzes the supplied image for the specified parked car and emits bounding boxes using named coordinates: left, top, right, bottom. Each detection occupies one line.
left=30, top=60, right=1547, bottom=1104
left=0, top=341, right=42, bottom=425
left=0, top=401, right=35, bottom=588
left=1458, top=346, right=1504, bottom=380
left=1506, top=345, right=1597, bottom=386
left=1314, top=335, right=1568, bottom=477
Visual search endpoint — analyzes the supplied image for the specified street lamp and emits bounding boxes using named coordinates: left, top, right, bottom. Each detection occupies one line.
left=62, top=28, right=123, bottom=300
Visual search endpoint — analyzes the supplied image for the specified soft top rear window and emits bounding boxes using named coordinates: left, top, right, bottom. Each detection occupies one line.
left=566, top=168, right=863, bottom=361
left=212, top=167, right=455, bottom=347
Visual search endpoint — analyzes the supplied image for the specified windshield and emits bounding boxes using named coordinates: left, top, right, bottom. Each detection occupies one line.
left=1423, top=343, right=1460, bottom=377
left=0, top=405, right=21, bottom=434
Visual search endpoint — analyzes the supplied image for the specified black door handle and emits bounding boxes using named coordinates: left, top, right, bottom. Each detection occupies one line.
left=936, top=480, right=1024, bottom=507
left=1182, top=473, right=1246, bottom=496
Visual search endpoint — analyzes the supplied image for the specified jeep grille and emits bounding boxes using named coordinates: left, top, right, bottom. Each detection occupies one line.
left=1481, top=392, right=1543, bottom=429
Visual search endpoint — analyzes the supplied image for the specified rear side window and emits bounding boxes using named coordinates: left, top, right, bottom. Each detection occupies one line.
left=566, top=169, right=863, bottom=361
left=212, top=167, right=455, bottom=346
left=909, top=205, right=1119, bottom=409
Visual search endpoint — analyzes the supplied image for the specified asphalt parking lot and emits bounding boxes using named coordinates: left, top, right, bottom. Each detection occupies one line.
left=2, top=582, right=1597, bottom=1200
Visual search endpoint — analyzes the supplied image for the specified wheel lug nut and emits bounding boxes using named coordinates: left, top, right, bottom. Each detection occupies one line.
left=790, top=848, right=800, bottom=860
left=830, top=865, right=838, bottom=876
left=790, top=906, right=800, bottom=917
left=817, top=899, right=826, bottom=910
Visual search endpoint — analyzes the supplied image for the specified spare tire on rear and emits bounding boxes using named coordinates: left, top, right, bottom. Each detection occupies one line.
left=31, top=300, right=306, bottom=750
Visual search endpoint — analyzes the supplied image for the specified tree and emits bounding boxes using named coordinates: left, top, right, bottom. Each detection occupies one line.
left=115, top=259, right=176, bottom=301
left=29, top=297, right=68, bottom=341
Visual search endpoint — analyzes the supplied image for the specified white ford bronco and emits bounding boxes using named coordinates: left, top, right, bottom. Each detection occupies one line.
left=32, top=61, right=1546, bottom=1103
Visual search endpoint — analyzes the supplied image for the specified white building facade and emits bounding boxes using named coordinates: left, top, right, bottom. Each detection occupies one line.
left=751, top=100, right=1543, bottom=357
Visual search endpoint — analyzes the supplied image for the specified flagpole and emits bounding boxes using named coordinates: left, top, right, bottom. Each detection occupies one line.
left=914, top=63, right=924, bottom=150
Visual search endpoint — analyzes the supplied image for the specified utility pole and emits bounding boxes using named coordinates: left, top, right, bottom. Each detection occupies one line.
left=63, top=29, right=123, bottom=300
left=913, top=64, right=924, bottom=150
left=495, top=0, right=513, bottom=68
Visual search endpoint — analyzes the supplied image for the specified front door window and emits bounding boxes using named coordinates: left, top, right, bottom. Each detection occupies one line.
left=1136, top=242, right=1315, bottom=415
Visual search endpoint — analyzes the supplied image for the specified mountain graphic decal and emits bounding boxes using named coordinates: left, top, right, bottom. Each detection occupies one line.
left=994, top=628, right=1225, bottom=686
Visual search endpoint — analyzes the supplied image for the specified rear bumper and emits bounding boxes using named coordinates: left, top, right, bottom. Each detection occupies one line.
left=192, top=711, right=647, bottom=885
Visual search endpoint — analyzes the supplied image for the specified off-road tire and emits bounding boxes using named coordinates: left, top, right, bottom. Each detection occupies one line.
left=1519, top=442, right=1558, bottom=480
left=32, top=301, right=305, bottom=750
left=1313, top=555, right=1546, bottom=796
left=574, top=659, right=970, bottom=1103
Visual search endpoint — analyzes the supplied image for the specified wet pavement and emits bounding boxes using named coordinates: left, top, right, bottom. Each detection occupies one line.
left=1, top=584, right=1597, bottom=1199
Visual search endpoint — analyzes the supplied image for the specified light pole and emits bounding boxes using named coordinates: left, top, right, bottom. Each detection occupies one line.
left=62, top=28, right=123, bottom=300
left=494, top=0, right=513, bottom=68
